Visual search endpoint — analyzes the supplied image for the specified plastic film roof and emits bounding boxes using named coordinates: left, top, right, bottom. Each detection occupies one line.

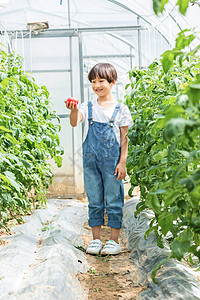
left=0, top=0, right=199, bottom=44
left=0, top=0, right=199, bottom=95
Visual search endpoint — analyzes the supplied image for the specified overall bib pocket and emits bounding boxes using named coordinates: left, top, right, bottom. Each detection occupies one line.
left=103, top=130, right=116, bottom=148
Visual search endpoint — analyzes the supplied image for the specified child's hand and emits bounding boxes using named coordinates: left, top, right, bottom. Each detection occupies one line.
left=114, top=162, right=126, bottom=180
left=65, top=97, right=79, bottom=110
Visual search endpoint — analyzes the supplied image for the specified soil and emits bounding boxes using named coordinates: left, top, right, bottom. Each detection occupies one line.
left=77, top=185, right=145, bottom=300
left=78, top=222, right=145, bottom=300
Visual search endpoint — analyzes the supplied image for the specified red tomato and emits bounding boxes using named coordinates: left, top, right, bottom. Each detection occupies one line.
left=65, top=97, right=79, bottom=105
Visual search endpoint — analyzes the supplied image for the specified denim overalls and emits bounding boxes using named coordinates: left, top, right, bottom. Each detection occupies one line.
left=83, top=101, right=124, bottom=229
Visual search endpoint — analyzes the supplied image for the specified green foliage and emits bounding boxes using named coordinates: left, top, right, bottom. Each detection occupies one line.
left=153, top=0, right=169, bottom=15
left=125, top=30, right=200, bottom=283
left=161, top=30, right=195, bottom=73
left=0, top=50, right=63, bottom=227
left=153, top=0, right=193, bottom=15
left=177, top=0, right=190, bottom=15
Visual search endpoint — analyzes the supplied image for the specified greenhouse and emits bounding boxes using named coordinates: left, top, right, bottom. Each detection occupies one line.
left=0, top=0, right=200, bottom=299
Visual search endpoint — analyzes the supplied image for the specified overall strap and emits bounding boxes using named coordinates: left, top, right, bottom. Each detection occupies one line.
left=110, top=103, right=121, bottom=126
left=87, top=101, right=93, bottom=125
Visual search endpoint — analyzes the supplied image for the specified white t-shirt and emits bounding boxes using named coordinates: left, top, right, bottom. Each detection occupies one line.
left=79, top=99, right=133, bottom=144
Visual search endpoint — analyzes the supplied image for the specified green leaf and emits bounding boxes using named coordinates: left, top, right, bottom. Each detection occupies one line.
left=19, top=158, right=32, bottom=169
left=0, top=77, right=9, bottom=89
left=41, top=85, right=49, bottom=97
left=188, top=83, right=200, bottom=106
left=157, top=235, right=164, bottom=248
left=151, top=118, right=166, bottom=136
left=164, top=193, right=180, bottom=207
left=0, top=126, right=12, bottom=133
left=165, top=105, right=186, bottom=119
left=125, top=83, right=130, bottom=89
left=176, top=0, right=190, bottom=15
left=178, top=53, right=184, bottom=67
left=179, top=178, right=194, bottom=192
left=153, top=149, right=168, bottom=161
left=20, top=75, right=32, bottom=86
left=148, top=195, right=161, bottom=214
left=0, top=172, right=20, bottom=192
left=1, top=211, right=8, bottom=222
left=164, top=118, right=193, bottom=141
left=42, top=136, right=52, bottom=147
left=4, top=171, right=21, bottom=192
left=177, top=149, right=190, bottom=158
left=150, top=189, right=166, bottom=195
left=179, top=229, right=193, bottom=242
left=54, top=155, right=63, bottom=167
left=153, top=0, right=169, bottom=15
left=192, top=170, right=200, bottom=182
left=3, top=133, right=19, bottom=144
left=170, top=240, right=190, bottom=260
left=158, top=212, right=174, bottom=235
left=161, top=50, right=175, bottom=73
left=175, top=30, right=195, bottom=50
left=190, top=185, right=200, bottom=207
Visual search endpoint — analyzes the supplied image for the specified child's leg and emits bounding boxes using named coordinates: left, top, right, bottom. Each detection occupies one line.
left=92, top=225, right=101, bottom=240
left=110, top=228, right=120, bottom=243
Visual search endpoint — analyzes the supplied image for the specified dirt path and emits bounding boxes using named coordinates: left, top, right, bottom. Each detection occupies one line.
left=78, top=222, right=145, bottom=299
left=77, top=186, right=145, bottom=300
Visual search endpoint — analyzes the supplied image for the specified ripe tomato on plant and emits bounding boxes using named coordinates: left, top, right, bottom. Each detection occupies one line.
left=65, top=97, right=79, bottom=105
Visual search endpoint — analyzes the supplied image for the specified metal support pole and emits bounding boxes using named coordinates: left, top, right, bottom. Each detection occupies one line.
left=78, top=32, right=84, bottom=104
left=137, top=16, right=141, bottom=70
left=116, top=83, right=119, bottom=101
left=130, top=46, right=133, bottom=70
left=78, top=32, right=85, bottom=141
left=67, top=0, right=75, bottom=190
left=67, top=0, right=73, bottom=96
left=29, top=27, right=32, bottom=72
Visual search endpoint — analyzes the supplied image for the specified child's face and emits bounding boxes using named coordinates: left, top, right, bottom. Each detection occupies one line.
left=91, top=77, right=115, bottom=97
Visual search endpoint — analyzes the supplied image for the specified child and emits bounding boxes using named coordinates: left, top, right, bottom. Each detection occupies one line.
left=65, top=63, right=133, bottom=255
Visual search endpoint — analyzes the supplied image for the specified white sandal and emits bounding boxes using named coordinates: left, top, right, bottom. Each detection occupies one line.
left=101, top=240, right=121, bottom=255
left=86, top=239, right=102, bottom=255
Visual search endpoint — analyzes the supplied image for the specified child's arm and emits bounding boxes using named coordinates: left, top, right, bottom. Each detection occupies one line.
left=65, top=101, right=83, bottom=127
left=114, top=126, right=129, bottom=180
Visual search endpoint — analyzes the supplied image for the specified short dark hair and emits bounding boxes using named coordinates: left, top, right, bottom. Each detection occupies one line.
left=88, top=63, right=117, bottom=83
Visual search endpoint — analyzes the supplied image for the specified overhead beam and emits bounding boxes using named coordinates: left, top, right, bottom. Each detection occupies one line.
left=25, top=69, right=71, bottom=73
left=83, top=54, right=135, bottom=59
left=5, top=25, right=145, bottom=39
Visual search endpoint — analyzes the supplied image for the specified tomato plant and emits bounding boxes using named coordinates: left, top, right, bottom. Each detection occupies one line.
left=0, top=50, right=63, bottom=229
left=125, top=30, right=200, bottom=282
